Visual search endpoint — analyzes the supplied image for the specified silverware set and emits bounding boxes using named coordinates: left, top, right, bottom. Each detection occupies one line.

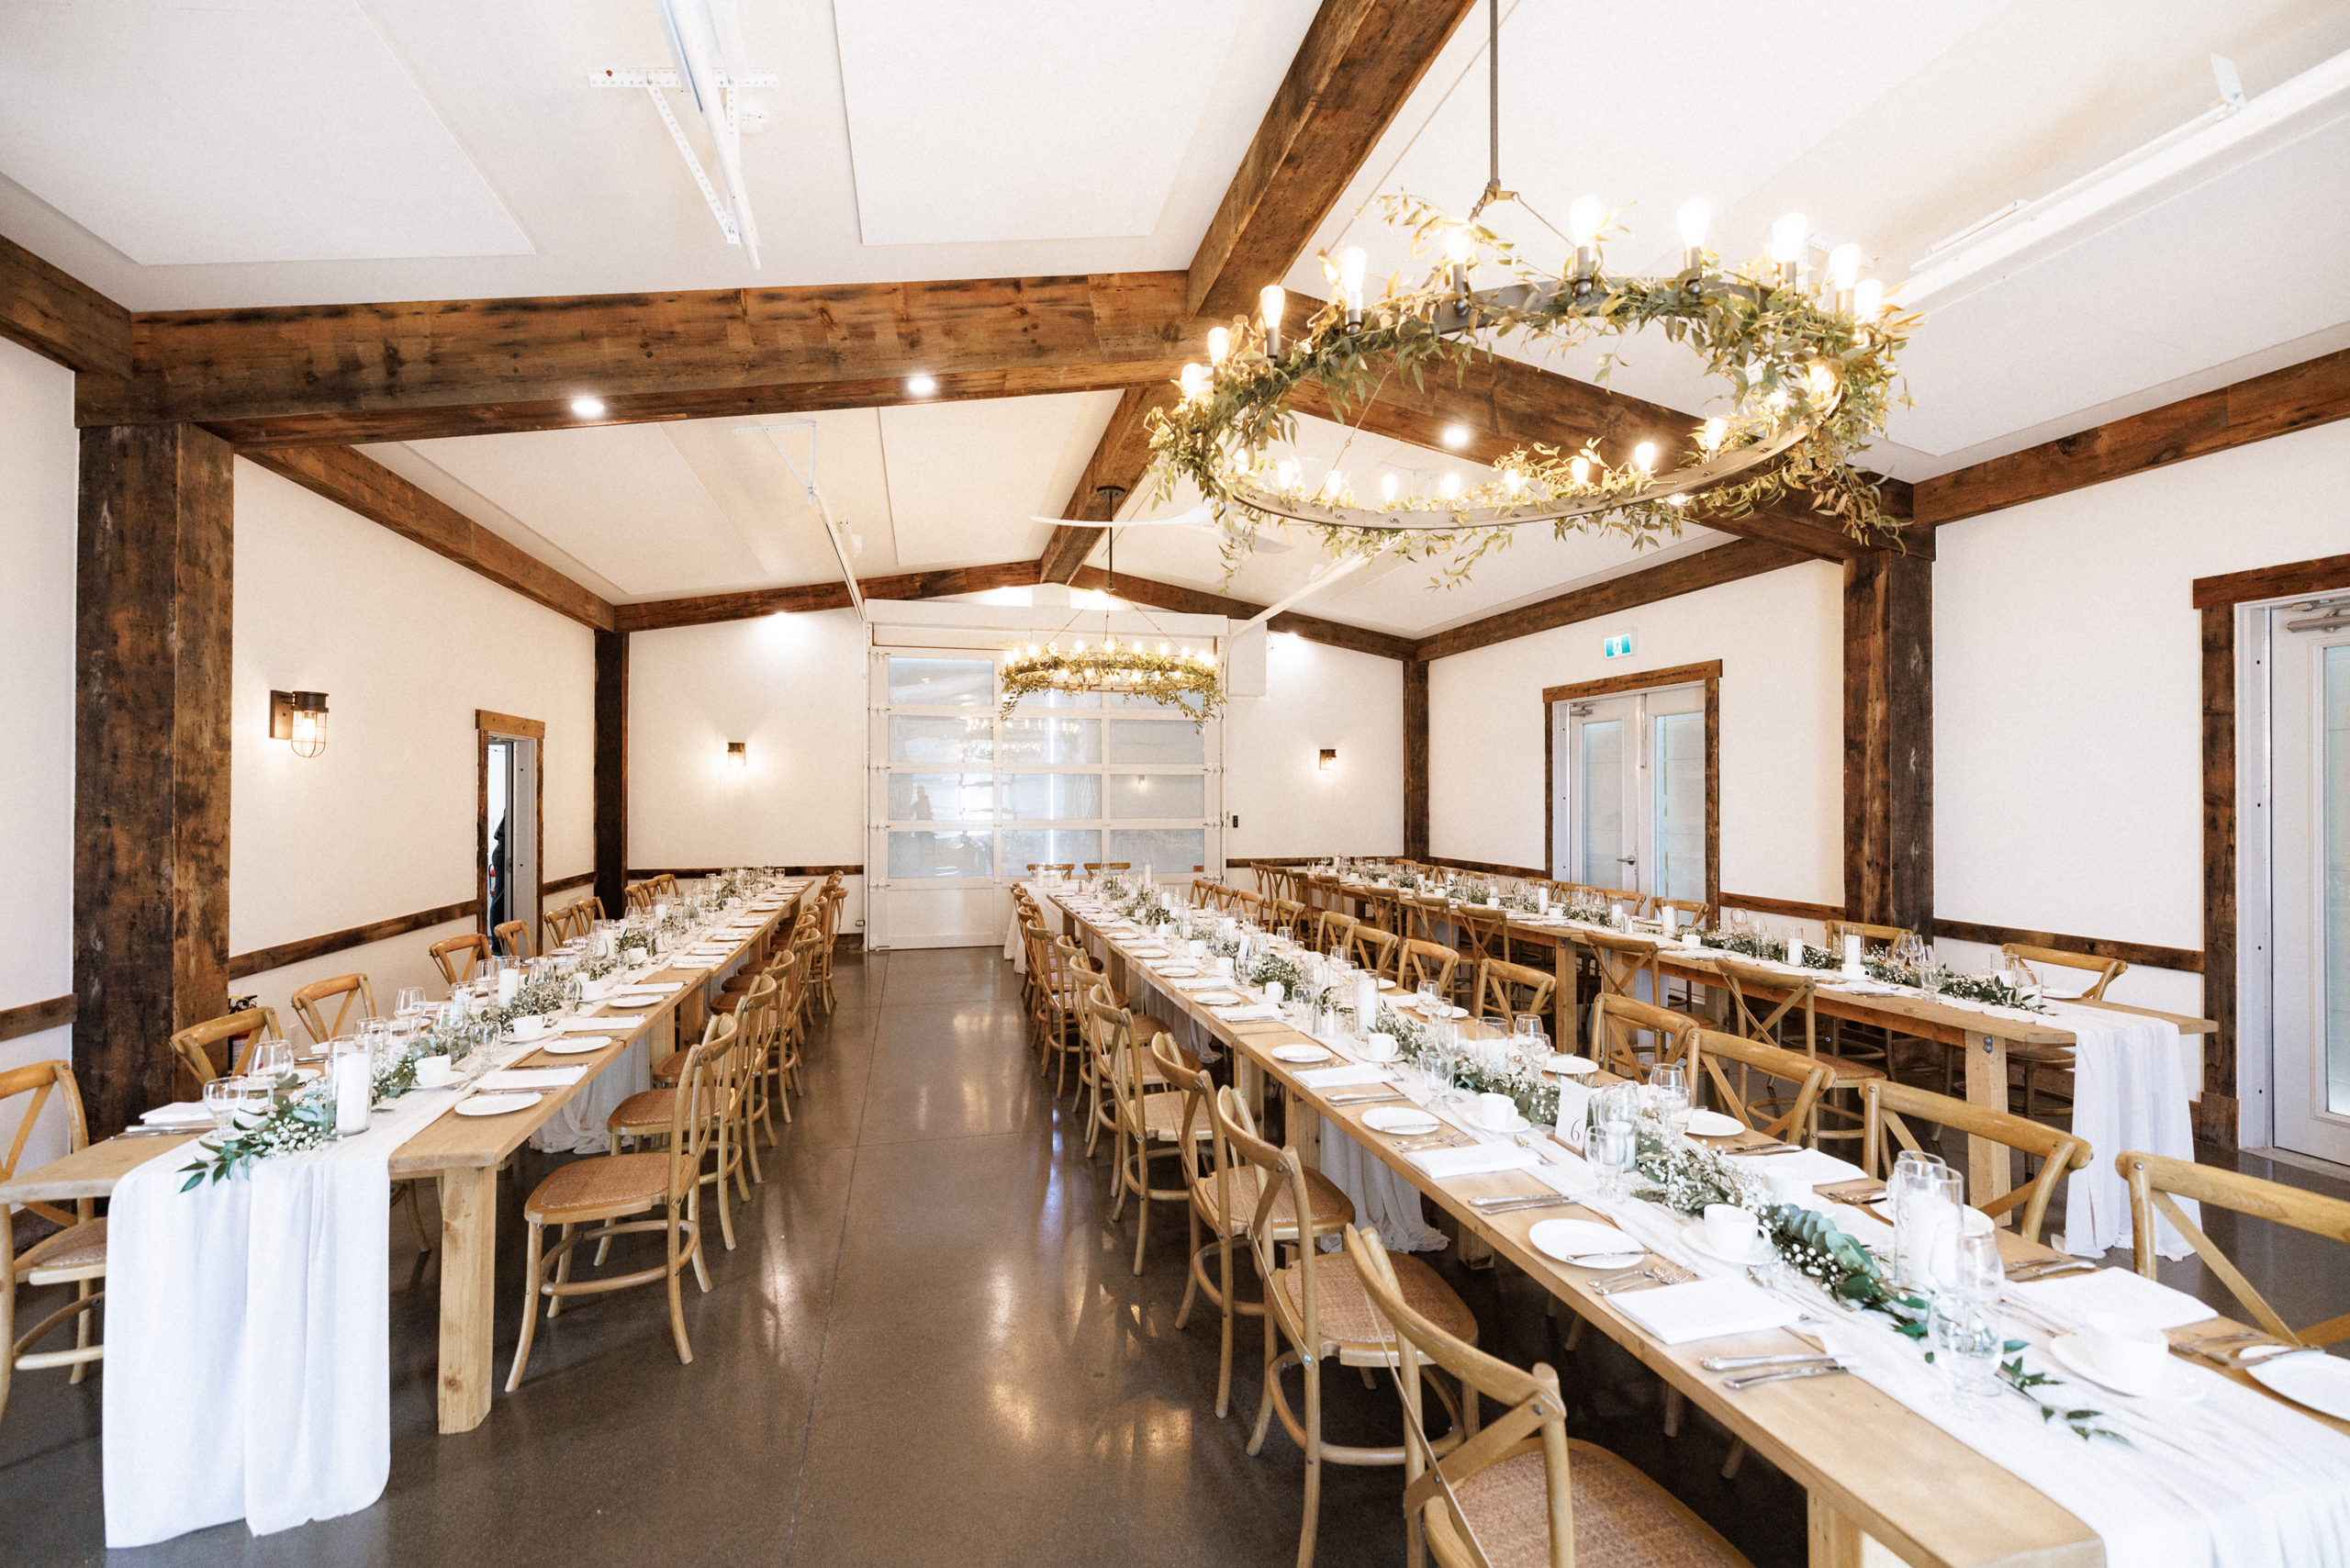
left=1465, top=1193, right=1577, bottom=1215
left=1721, top=1360, right=1849, bottom=1391
left=2005, top=1255, right=2098, bottom=1282
left=1589, top=1262, right=1695, bottom=1295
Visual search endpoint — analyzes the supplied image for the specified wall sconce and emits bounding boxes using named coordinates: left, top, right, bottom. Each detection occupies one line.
left=270, top=689, right=330, bottom=758
left=1318, top=748, right=1337, bottom=773
left=726, top=741, right=747, bottom=770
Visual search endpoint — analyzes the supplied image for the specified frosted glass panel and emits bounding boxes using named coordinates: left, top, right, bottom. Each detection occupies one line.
left=888, top=830, right=993, bottom=880
left=1001, top=774, right=1102, bottom=822
left=1002, top=829, right=1101, bottom=870
left=1578, top=719, right=1625, bottom=890
left=888, top=656, right=993, bottom=707
left=1106, top=773, right=1204, bottom=819
left=888, top=773, right=991, bottom=823
left=1108, top=720, right=1204, bottom=764
left=1110, top=828, right=1205, bottom=870
left=1652, top=712, right=1706, bottom=903
left=1013, top=686, right=1099, bottom=709
left=889, top=715, right=991, bottom=765
left=1001, top=716, right=1102, bottom=765
left=2327, top=646, right=2349, bottom=1114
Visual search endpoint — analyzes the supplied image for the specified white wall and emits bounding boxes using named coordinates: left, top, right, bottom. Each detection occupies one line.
left=1428, top=559, right=1846, bottom=908
left=627, top=610, right=867, bottom=935
left=0, top=339, right=79, bottom=1169
left=1936, top=419, right=2350, bottom=1019
left=230, top=459, right=597, bottom=1027
left=1225, top=632, right=1404, bottom=862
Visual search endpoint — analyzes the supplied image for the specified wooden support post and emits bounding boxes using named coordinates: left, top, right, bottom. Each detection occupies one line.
left=1842, top=552, right=1932, bottom=932
left=435, top=1163, right=498, bottom=1433
left=595, top=629, right=630, bottom=920
left=1404, top=657, right=1429, bottom=860
left=2196, top=604, right=2239, bottom=1144
left=73, top=423, right=234, bottom=1138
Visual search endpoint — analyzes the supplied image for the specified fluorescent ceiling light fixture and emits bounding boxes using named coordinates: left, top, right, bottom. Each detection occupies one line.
left=905, top=373, right=938, bottom=397
left=569, top=396, right=607, bottom=418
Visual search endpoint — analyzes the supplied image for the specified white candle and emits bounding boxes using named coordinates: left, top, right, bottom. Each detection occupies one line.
left=1787, top=937, right=1805, bottom=966
left=1262, top=980, right=1284, bottom=1005
left=333, top=1045, right=372, bottom=1137
left=1357, top=974, right=1381, bottom=1028
left=498, top=967, right=521, bottom=1004
left=1843, top=932, right=1863, bottom=966
left=1536, top=887, right=1550, bottom=913
left=1662, top=906, right=1679, bottom=935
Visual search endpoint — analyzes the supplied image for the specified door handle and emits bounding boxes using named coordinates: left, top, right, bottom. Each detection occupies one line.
left=1617, top=856, right=1638, bottom=867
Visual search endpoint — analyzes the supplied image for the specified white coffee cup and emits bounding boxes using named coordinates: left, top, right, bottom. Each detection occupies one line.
left=1764, top=1167, right=1812, bottom=1206
left=1703, top=1203, right=1760, bottom=1256
left=511, top=1015, right=547, bottom=1042
left=1473, top=1091, right=1518, bottom=1128
left=1361, top=1032, right=1398, bottom=1062
left=1262, top=980, right=1284, bottom=1005
left=2079, top=1311, right=2168, bottom=1383
left=582, top=978, right=614, bottom=1001
left=1188, top=939, right=1208, bottom=958
left=1214, top=956, right=1235, bottom=977
left=415, top=1055, right=453, bottom=1088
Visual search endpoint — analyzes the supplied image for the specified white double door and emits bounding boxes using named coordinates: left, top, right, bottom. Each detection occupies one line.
left=2269, top=610, right=2350, bottom=1163
left=1550, top=682, right=1707, bottom=902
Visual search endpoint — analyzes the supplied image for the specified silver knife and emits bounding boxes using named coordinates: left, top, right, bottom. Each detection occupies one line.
left=1701, top=1352, right=1840, bottom=1372
left=2008, top=1258, right=2098, bottom=1281
left=1468, top=1195, right=1576, bottom=1214
left=1724, top=1361, right=1848, bottom=1391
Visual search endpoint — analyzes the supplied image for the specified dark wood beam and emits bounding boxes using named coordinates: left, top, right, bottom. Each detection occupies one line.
left=0, top=234, right=131, bottom=376
left=228, top=899, right=476, bottom=981
left=1069, top=564, right=1259, bottom=620
left=1040, top=384, right=1177, bottom=583
left=74, top=423, right=234, bottom=1137
left=0, top=994, right=75, bottom=1047
left=1842, top=552, right=1932, bottom=933
left=1265, top=610, right=1416, bottom=662
left=1411, top=539, right=1811, bottom=663
left=2198, top=602, right=2239, bottom=1145
left=595, top=630, right=630, bottom=921
left=242, top=444, right=617, bottom=631
left=1925, top=919, right=2202, bottom=977
left=1403, top=657, right=1429, bottom=858
left=2190, top=547, right=2350, bottom=610
left=614, top=560, right=1044, bottom=633
left=1917, top=345, right=2350, bottom=527
left=84, top=273, right=1207, bottom=447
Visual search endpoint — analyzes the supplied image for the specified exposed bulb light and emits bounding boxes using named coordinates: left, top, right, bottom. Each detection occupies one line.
left=1158, top=642, right=1170, bottom=655
left=1827, top=243, right=1862, bottom=291
left=1278, top=458, right=1301, bottom=487
left=1676, top=198, right=1711, bottom=252
left=1503, top=471, right=1526, bottom=497
left=1320, top=470, right=1346, bottom=498
left=1259, top=284, right=1285, bottom=353
left=1631, top=442, right=1657, bottom=472
left=1440, top=423, right=1470, bottom=450
left=1700, top=418, right=1727, bottom=454
left=906, top=373, right=938, bottom=397
left=1444, top=224, right=1474, bottom=263
left=1207, top=328, right=1231, bottom=364
left=1567, top=196, right=1605, bottom=247
left=1570, top=456, right=1591, bottom=486
left=1439, top=473, right=1462, bottom=499
left=1852, top=278, right=1885, bottom=320
left=1180, top=363, right=1208, bottom=401
left=1338, top=246, right=1368, bottom=322
left=1767, top=214, right=1808, bottom=280
left=1381, top=473, right=1399, bottom=503
left=569, top=396, right=606, bottom=418
left=1807, top=363, right=1840, bottom=403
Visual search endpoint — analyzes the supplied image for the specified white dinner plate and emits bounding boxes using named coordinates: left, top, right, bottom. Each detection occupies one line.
left=1684, top=1109, right=1746, bottom=1138
left=1154, top=965, right=1201, bottom=978
left=1192, top=991, right=1245, bottom=1006
left=2246, top=1350, right=2350, bottom=1420
left=1361, top=1105, right=1440, bottom=1136
left=1126, top=946, right=1169, bottom=958
left=541, top=1037, right=611, bottom=1055
left=1680, top=1219, right=1779, bottom=1267
left=1271, top=1043, right=1331, bottom=1064
left=455, top=1092, right=543, bottom=1117
left=1527, top=1218, right=1642, bottom=1270
left=1544, top=1055, right=1598, bottom=1077
left=2046, top=1336, right=2205, bottom=1402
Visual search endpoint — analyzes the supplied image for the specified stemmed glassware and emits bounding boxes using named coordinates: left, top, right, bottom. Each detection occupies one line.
left=1591, top=1120, right=1637, bottom=1200
left=1649, top=1062, right=1691, bottom=1129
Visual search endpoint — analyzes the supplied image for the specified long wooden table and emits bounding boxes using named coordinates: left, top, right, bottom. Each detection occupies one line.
left=1038, top=884, right=2341, bottom=1568
left=0, top=880, right=811, bottom=1436
left=1295, top=874, right=2216, bottom=1213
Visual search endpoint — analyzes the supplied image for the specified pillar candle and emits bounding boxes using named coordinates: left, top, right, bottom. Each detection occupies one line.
left=1787, top=937, right=1805, bottom=966
left=1842, top=932, right=1863, bottom=974
left=1357, top=974, right=1381, bottom=1029
left=498, top=966, right=521, bottom=1004
left=333, top=1043, right=373, bottom=1137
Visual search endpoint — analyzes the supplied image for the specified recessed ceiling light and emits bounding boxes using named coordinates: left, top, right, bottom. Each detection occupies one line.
left=905, top=373, right=938, bottom=397
left=1440, top=423, right=1470, bottom=450
left=569, top=396, right=606, bottom=418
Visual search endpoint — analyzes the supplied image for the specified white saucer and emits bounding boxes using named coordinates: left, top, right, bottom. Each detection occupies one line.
left=455, top=1092, right=543, bottom=1117
left=2047, top=1336, right=2203, bottom=1400
left=1684, top=1109, right=1746, bottom=1138
left=541, top=1038, right=611, bottom=1055
left=1679, top=1219, right=1778, bottom=1266
left=1272, top=1044, right=1332, bottom=1064
left=2247, top=1350, right=2350, bottom=1420
left=1192, top=991, right=1244, bottom=1006
left=1464, top=1106, right=1532, bottom=1135
left=1361, top=1105, right=1440, bottom=1136
left=1528, top=1218, right=1642, bottom=1271
left=1545, top=1055, right=1598, bottom=1077
left=1154, top=965, right=1202, bottom=977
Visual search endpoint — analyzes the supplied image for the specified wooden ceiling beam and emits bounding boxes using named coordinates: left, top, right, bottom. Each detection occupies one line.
left=1040, top=383, right=1176, bottom=583
left=1065, top=564, right=1417, bottom=661
left=1, top=233, right=131, bottom=377
left=1915, top=344, right=2350, bottom=527
left=615, top=560, right=1045, bottom=633
left=1410, top=539, right=1814, bottom=663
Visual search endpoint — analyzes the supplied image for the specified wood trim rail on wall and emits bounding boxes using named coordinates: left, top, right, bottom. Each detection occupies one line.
left=0, top=994, right=76, bottom=1045
left=1928, top=919, right=2202, bottom=975
left=628, top=865, right=865, bottom=879
left=224, top=875, right=606, bottom=982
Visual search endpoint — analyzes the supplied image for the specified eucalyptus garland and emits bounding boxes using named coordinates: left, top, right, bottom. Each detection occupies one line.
left=1695, top=932, right=2050, bottom=1013
left=179, top=1081, right=337, bottom=1190
left=998, top=641, right=1223, bottom=723
left=1373, top=1002, right=1560, bottom=1126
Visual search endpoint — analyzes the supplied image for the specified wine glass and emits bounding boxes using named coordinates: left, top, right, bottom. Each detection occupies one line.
left=202, top=1077, right=241, bottom=1137
left=1929, top=1294, right=2003, bottom=1409
left=1951, top=1220, right=2006, bottom=1304
left=250, top=1038, right=295, bottom=1083
left=395, top=986, right=427, bottom=1017
left=1650, top=1062, right=1691, bottom=1129
left=1592, top=1120, right=1637, bottom=1200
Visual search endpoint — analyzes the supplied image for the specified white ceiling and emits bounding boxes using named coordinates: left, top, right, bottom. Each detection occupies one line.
left=7, top=0, right=2348, bottom=636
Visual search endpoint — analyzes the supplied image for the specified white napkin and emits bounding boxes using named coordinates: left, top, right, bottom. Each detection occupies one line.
left=1726, top=1148, right=1869, bottom=1188
left=1294, top=1065, right=1391, bottom=1089
left=474, top=1067, right=588, bottom=1090
left=1212, top=1004, right=1285, bottom=1022
left=1608, top=1276, right=1801, bottom=1345
left=1405, top=1145, right=1544, bottom=1181
left=612, top=983, right=684, bottom=995
left=2008, top=1267, right=2219, bottom=1332
left=1529, top=1148, right=1598, bottom=1197
left=558, top=1015, right=632, bottom=1033
left=539, top=1034, right=616, bottom=1048
left=139, top=1102, right=216, bottom=1126
left=1170, top=975, right=1235, bottom=991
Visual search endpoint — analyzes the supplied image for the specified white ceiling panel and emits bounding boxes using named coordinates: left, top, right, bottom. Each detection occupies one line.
left=666, top=413, right=903, bottom=584
left=0, top=0, right=530, bottom=266
left=875, top=393, right=1113, bottom=568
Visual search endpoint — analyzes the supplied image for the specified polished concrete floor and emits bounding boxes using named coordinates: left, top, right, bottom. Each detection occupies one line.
left=3, top=947, right=2344, bottom=1565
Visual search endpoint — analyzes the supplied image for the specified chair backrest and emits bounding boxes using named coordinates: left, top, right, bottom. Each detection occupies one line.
left=1456, top=906, right=1509, bottom=967
left=170, top=1006, right=285, bottom=1091
left=1085, top=983, right=1154, bottom=1125
left=1692, top=1026, right=1829, bottom=1145
left=576, top=896, right=606, bottom=924
left=2001, top=942, right=2126, bottom=1000
left=1589, top=992, right=1696, bottom=1081
left=1151, top=1034, right=1225, bottom=1218
left=664, top=1013, right=737, bottom=1203
left=2120, top=1149, right=2350, bottom=1346
left=1863, top=1080, right=2089, bottom=1244
left=431, top=932, right=490, bottom=985
left=1270, top=898, right=1309, bottom=941
left=1211, top=1085, right=1322, bottom=1353
left=1583, top=930, right=1661, bottom=1002
left=1351, top=924, right=1401, bottom=981
left=1472, top=958, right=1556, bottom=1028
left=1825, top=918, right=1909, bottom=950
left=2, top=1060, right=91, bottom=1231
left=492, top=919, right=534, bottom=960
left=1341, top=1224, right=1574, bottom=1568
left=1399, top=938, right=1460, bottom=997
left=542, top=905, right=576, bottom=951
left=1654, top=896, right=1712, bottom=930
left=290, top=973, right=376, bottom=1046
left=1709, top=956, right=1818, bottom=1056
left=1314, top=909, right=1360, bottom=955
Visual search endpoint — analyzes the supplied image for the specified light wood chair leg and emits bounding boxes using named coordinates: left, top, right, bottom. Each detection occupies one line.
left=1176, top=1213, right=1203, bottom=1328
left=1130, top=1145, right=1152, bottom=1276
left=1662, top=1383, right=1684, bottom=1437
left=550, top=1222, right=576, bottom=1315
left=666, top=1205, right=695, bottom=1365
left=1721, top=1437, right=1749, bottom=1480
left=688, top=1183, right=713, bottom=1293
left=505, top=1221, right=546, bottom=1393
left=1296, top=1356, right=1324, bottom=1568
left=67, top=1279, right=94, bottom=1384
left=1214, top=1238, right=1237, bottom=1420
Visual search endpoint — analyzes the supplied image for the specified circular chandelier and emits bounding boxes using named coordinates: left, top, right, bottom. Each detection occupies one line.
left=999, top=521, right=1225, bottom=723
left=1145, top=5, right=1916, bottom=580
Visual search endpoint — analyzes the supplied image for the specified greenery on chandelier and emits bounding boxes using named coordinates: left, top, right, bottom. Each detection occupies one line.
left=1148, top=196, right=1918, bottom=584
left=997, top=636, right=1224, bottom=723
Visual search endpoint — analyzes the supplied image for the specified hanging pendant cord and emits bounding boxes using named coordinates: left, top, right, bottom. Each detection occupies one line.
left=1468, top=0, right=1516, bottom=222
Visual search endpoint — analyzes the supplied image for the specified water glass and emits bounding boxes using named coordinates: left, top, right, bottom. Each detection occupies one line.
left=1894, top=1163, right=1966, bottom=1292
left=250, top=1038, right=295, bottom=1081
left=1951, top=1222, right=2006, bottom=1303
left=1649, top=1062, right=1691, bottom=1128
left=202, top=1077, right=241, bottom=1137
left=395, top=986, right=427, bottom=1017
left=1592, top=1120, right=1637, bottom=1200
left=1929, top=1294, right=2004, bottom=1408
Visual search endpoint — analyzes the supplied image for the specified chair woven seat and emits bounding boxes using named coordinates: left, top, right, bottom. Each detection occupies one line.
left=609, top=1085, right=722, bottom=1135
left=653, top=1049, right=689, bottom=1081
left=1817, top=1054, right=1886, bottom=1084
left=1276, top=1249, right=1475, bottom=1362
left=1451, top=1441, right=1751, bottom=1568
left=18, top=1217, right=106, bottom=1274
left=1202, top=1166, right=1353, bottom=1241
left=1133, top=1088, right=1211, bottom=1143
left=522, top=1151, right=671, bottom=1222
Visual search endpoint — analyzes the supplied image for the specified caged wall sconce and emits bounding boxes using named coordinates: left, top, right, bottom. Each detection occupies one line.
left=270, top=690, right=330, bottom=758
left=726, top=741, right=747, bottom=770
left=1318, top=748, right=1337, bottom=773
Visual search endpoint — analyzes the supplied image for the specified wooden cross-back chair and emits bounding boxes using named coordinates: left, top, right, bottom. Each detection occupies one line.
left=1402, top=892, right=1456, bottom=954
left=290, top=973, right=376, bottom=1046
left=541, top=904, right=575, bottom=952
left=1339, top=1225, right=1751, bottom=1568
left=2, top=1059, right=106, bottom=1423
left=1232, top=889, right=1269, bottom=924
left=608, top=1003, right=755, bottom=1254
left=1351, top=924, right=1402, bottom=983
left=1653, top=896, right=1712, bottom=932
left=1589, top=992, right=1697, bottom=1083
left=1472, top=958, right=1556, bottom=1032
left=1082, top=861, right=1132, bottom=874
left=1400, top=938, right=1460, bottom=1000
left=1025, top=922, right=1084, bottom=1084
left=1823, top=917, right=1909, bottom=952
left=1314, top=909, right=1359, bottom=958
left=1213, top=1091, right=1479, bottom=1568
left=2121, top=1150, right=2350, bottom=1348
left=1691, top=1027, right=1830, bottom=1147
left=1582, top=930, right=1661, bottom=1051
left=492, top=919, right=534, bottom=960
left=1456, top=906, right=1512, bottom=982
left=168, top=1006, right=285, bottom=1097
left=625, top=882, right=655, bottom=914
left=1356, top=888, right=1403, bottom=940
left=1711, top=956, right=1883, bottom=1146
left=1026, top=861, right=1077, bottom=877
left=2003, top=944, right=2134, bottom=1123
left=1269, top=897, right=1311, bottom=944
left=431, top=932, right=490, bottom=986
left=1863, top=1081, right=2089, bottom=1245
left=1092, top=988, right=1204, bottom=1277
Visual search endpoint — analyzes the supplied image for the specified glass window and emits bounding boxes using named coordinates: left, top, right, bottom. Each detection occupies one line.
left=889, top=714, right=991, bottom=765
left=1108, top=719, right=1204, bottom=764
left=888, top=773, right=992, bottom=823
left=1110, top=828, right=1205, bottom=871
left=888, top=656, right=994, bottom=707
left=1577, top=718, right=1625, bottom=889
left=1105, top=773, right=1204, bottom=819
left=888, top=830, right=994, bottom=880
left=1012, top=687, right=1099, bottom=709
left=1002, top=829, right=1102, bottom=871
left=1001, top=715, right=1102, bottom=766
left=2326, top=646, right=2348, bottom=1114
left=1652, top=712, right=1707, bottom=903
left=1001, top=774, right=1103, bottom=822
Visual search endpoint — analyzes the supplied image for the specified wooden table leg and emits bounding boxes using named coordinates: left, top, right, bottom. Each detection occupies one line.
left=1282, top=1084, right=1322, bottom=1172
left=1237, top=1051, right=1264, bottom=1126
left=1807, top=1493, right=1903, bottom=1566
left=436, top=1162, right=498, bottom=1435
left=1962, top=1030, right=2015, bottom=1209
left=1552, top=939, right=1575, bottom=1053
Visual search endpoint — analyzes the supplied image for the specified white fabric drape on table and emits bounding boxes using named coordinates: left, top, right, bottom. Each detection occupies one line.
left=2042, top=1001, right=2198, bottom=1258
left=530, top=1031, right=654, bottom=1154
left=102, top=1086, right=458, bottom=1547
left=1316, top=1118, right=1448, bottom=1252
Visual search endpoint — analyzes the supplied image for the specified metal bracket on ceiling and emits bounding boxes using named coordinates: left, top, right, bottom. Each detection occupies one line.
left=737, top=421, right=865, bottom=621
left=590, top=54, right=778, bottom=265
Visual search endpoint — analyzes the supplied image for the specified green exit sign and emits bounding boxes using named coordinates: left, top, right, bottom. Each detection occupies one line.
left=1602, top=633, right=1636, bottom=659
